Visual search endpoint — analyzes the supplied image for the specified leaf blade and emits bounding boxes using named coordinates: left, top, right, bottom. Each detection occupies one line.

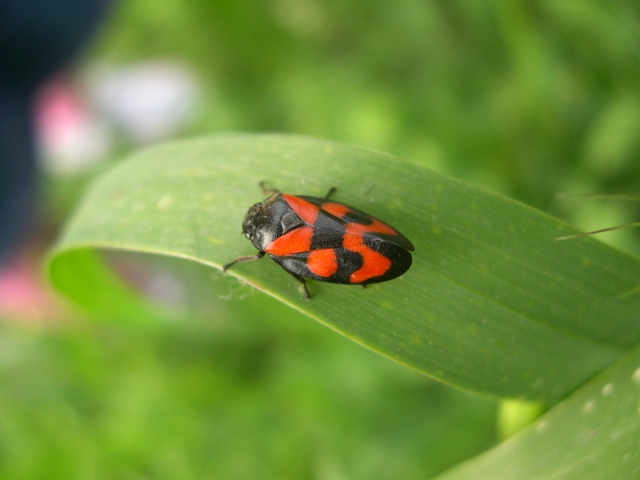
left=434, top=343, right=640, bottom=480
left=48, top=134, right=640, bottom=400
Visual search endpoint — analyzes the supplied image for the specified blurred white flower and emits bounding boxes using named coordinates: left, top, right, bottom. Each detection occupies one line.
left=87, top=60, right=199, bottom=144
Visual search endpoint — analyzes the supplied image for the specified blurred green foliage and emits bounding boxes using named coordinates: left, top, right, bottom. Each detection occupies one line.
left=1, top=261, right=495, bottom=479
left=97, top=0, right=640, bottom=217
left=3, top=0, right=640, bottom=478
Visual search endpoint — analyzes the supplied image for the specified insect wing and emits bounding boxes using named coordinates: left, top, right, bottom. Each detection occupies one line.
left=297, top=195, right=415, bottom=251
left=270, top=238, right=412, bottom=285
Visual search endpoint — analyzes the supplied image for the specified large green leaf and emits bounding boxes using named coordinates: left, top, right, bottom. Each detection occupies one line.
left=48, top=134, right=640, bottom=401
left=434, top=342, right=640, bottom=479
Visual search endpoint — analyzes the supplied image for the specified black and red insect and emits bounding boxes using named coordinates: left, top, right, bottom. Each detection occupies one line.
left=223, top=183, right=414, bottom=299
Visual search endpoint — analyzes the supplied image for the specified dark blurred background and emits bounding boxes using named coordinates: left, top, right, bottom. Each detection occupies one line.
left=1, top=1, right=639, bottom=478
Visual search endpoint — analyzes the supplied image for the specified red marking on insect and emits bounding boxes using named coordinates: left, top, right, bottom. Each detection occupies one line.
left=223, top=184, right=414, bottom=299
left=281, top=194, right=319, bottom=225
left=320, top=202, right=351, bottom=219
left=265, top=226, right=314, bottom=255
left=307, top=249, right=339, bottom=278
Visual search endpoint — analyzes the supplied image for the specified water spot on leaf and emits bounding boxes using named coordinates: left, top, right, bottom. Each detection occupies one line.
left=582, top=399, right=595, bottom=413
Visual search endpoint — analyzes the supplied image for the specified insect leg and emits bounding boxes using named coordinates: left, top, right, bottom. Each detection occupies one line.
left=324, top=187, right=337, bottom=200
left=259, top=181, right=280, bottom=196
left=223, top=251, right=265, bottom=271
left=283, top=269, right=311, bottom=300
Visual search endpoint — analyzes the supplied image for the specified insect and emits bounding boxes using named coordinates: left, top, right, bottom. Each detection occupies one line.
left=223, top=183, right=415, bottom=299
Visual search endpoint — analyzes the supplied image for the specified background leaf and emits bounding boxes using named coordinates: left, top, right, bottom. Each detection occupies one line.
left=434, top=343, right=640, bottom=480
left=48, top=134, right=640, bottom=401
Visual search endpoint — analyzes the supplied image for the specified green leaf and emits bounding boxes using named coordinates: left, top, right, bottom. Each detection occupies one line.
left=497, top=400, right=546, bottom=440
left=434, top=343, right=640, bottom=480
left=47, top=134, right=640, bottom=401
